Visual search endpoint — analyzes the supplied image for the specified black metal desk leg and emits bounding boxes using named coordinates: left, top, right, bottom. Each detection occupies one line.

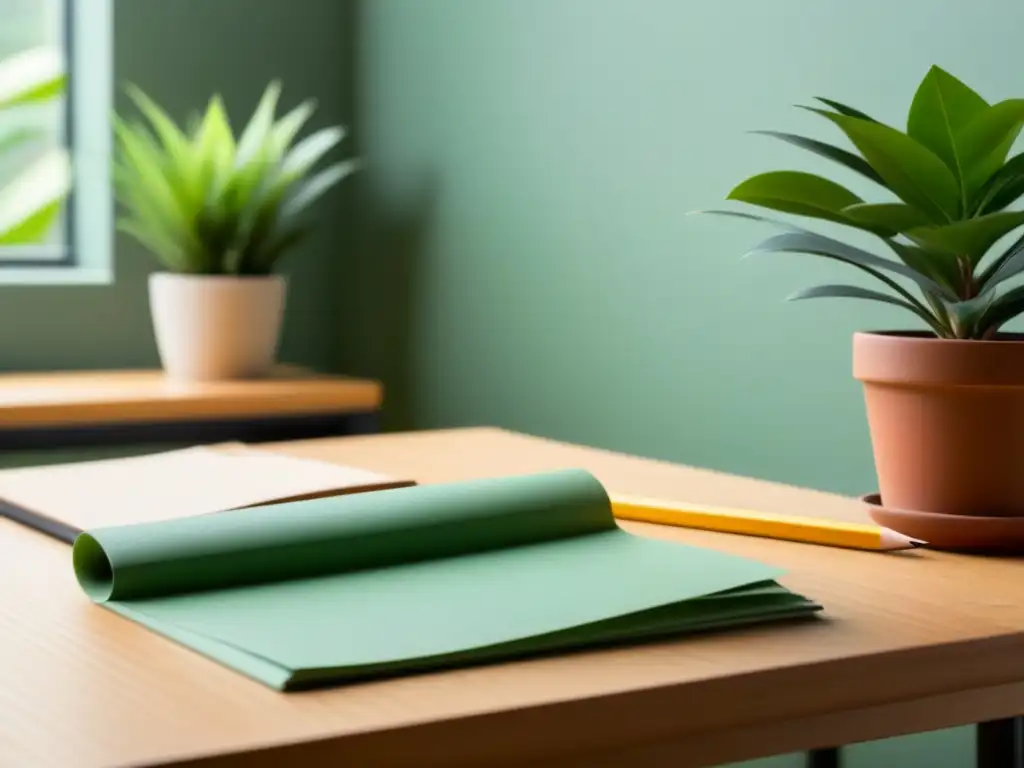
left=807, top=747, right=840, bottom=768
left=978, top=718, right=1022, bottom=768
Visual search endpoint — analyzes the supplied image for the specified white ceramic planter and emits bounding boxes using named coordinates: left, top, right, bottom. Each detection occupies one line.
left=149, top=273, right=287, bottom=382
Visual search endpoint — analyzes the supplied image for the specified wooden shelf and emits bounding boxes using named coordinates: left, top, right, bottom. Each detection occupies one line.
left=0, top=367, right=382, bottom=429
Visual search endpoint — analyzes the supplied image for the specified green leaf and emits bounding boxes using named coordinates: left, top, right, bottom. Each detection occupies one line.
left=905, top=210, right=1024, bottom=265
left=787, top=283, right=910, bottom=308
left=977, top=284, right=1024, bottom=336
left=227, top=83, right=287, bottom=227
left=0, top=201, right=60, bottom=244
left=280, top=160, right=358, bottom=219
left=123, top=83, right=200, bottom=208
left=811, top=110, right=960, bottom=222
left=906, top=66, right=987, bottom=196
left=113, top=118, right=198, bottom=248
left=117, top=216, right=187, bottom=271
left=813, top=97, right=879, bottom=122
left=960, top=99, right=1024, bottom=167
left=694, top=209, right=951, bottom=295
left=749, top=229, right=953, bottom=325
left=687, top=209, right=802, bottom=230
left=787, top=283, right=946, bottom=335
left=982, top=176, right=1024, bottom=214
left=0, top=147, right=70, bottom=243
left=959, top=99, right=1024, bottom=205
left=726, top=170, right=863, bottom=226
left=235, top=81, right=281, bottom=168
left=883, top=240, right=962, bottom=295
left=946, top=291, right=999, bottom=337
left=237, top=98, right=318, bottom=221
left=279, top=127, right=345, bottom=186
left=978, top=231, right=1024, bottom=289
left=125, top=83, right=190, bottom=158
left=695, top=208, right=959, bottom=298
left=975, top=152, right=1024, bottom=214
left=0, top=46, right=64, bottom=110
left=268, top=100, right=316, bottom=160
left=695, top=208, right=957, bottom=323
left=194, top=95, right=236, bottom=200
left=922, top=290, right=955, bottom=334
left=195, top=204, right=243, bottom=268
left=749, top=131, right=884, bottom=185
left=246, top=226, right=310, bottom=274
left=745, top=231, right=951, bottom=298
left=841, top=202, right=931, bottom=232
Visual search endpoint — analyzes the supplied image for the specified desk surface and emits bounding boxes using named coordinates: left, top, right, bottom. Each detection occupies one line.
left=0, top=368, right=382, bottom=428
left=4, top=427, right=1024, bottom=768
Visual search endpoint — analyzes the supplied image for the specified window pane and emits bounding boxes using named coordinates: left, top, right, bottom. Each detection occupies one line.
left=0, top=0, right=67, bottom=261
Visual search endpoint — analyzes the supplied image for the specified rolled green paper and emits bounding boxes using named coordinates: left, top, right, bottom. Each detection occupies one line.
left=70, top=467, right=821, bottom=690
left=73, top=469, right=614, bottom=602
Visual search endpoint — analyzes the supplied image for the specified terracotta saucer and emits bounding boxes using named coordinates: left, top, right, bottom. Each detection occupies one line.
left=862, top=494, right=1024, bottom=553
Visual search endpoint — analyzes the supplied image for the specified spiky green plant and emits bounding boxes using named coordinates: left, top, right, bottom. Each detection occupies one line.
left=113, top=81, right=357, bottom=275
left=0, top=45, right=70, bottom=245
left=703, top=66, right=1024, bottom=339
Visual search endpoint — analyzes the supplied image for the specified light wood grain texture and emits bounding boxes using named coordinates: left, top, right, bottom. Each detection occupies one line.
left=0, top=367, right=382, bottom=428
left=4, top=427, right=1024, bottom=768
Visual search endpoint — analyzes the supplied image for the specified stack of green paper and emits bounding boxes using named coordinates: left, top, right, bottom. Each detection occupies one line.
left=72, top=469, right=821, bottom=690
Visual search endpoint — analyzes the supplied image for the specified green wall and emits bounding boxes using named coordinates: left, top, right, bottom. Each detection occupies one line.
left=355, top=1, right=1005, bottom=765
left=356, top=0, right=1024, bottom=499
left=0, top=0, right=356, bottom=374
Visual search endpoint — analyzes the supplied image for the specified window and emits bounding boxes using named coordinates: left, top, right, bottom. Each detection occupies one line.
left=0, top=0, right=70, bottom=264
left=0, top=0, right=111, bottom=284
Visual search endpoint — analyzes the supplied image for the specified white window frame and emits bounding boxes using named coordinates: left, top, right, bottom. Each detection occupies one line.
left=0, top=0, right=112, bottom=285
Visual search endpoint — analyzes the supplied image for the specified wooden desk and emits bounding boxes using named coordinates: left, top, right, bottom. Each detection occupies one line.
left=3, top=427, right=1023, bottom=768
left=0, top=368, right=382, bottom=450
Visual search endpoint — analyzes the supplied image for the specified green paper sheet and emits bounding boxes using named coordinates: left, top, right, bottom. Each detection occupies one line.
left=72, top=469, right=820, bottom=690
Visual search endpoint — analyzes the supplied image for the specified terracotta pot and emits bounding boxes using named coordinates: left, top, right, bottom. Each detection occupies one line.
left=853, top=331, right=1024, bottom=516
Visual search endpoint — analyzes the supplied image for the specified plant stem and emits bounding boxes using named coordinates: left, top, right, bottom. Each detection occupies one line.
left=959, top=255, right=976, bottom=300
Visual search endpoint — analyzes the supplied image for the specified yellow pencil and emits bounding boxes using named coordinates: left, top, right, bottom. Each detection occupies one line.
left=611, top=495, right=923, bottom=551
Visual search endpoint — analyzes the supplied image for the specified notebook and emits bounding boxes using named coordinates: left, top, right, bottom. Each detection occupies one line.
left=0, top=444, right=414, bottom=543
left=71, top=468, right=822, bottom=690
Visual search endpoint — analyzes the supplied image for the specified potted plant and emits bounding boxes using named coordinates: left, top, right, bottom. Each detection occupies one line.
left=703, top=66, right=1024, bottom=547
left=113, top=82, right=357, bottom=381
